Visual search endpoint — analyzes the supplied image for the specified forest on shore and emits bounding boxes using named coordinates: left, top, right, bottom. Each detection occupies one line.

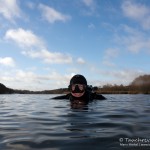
left=0, top=75, right=150, bottom=94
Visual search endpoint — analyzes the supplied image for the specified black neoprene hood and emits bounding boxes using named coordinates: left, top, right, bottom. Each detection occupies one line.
left=70, top=74, right=87, bottom=85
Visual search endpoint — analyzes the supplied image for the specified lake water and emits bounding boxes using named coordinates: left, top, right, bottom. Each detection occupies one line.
left=0, top=94, right=150, bottom=150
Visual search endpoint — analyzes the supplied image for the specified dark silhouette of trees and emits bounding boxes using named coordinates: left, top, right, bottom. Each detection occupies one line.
left=0, top=83, right=14, bottom=94
left=129, top=75, right=150, bottom=94
left=97, top=84, right=130, bottom=94
left=96, top=75, right=150, bottom=94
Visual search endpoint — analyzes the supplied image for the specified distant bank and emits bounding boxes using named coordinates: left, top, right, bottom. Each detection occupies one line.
left=0, top=83, right=68, bottom=94
left=0, top=75, right=150, bottom=94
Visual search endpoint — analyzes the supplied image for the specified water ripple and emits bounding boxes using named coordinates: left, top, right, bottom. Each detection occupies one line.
left=0, top=94, right=150, bottom=150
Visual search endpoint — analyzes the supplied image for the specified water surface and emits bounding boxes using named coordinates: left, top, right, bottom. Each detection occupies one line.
left=0, top=94, right=150, bottom=150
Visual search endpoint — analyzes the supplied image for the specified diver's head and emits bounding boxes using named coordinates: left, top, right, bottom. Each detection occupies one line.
left=69, top=74, right=87, bottom=98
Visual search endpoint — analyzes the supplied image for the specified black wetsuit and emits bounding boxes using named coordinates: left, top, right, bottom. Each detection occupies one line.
left=52, top=90, right=106, bottom=102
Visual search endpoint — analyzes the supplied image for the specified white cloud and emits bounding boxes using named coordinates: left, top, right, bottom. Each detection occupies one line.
left=122, top=1, right=150, bottom=30
left=115, top=25, right=150, bottom=53
left=82, top=0, right=94, bottom=7
left=103, top=48, right=119, bottom=67
left=5, top=28, right=43, bottom=48
left=16, top=70, right=37, bottom=82
left=104, top=48, right=119, bottom=58
left=67, top=68, right=80, bottom=73
left=126, top=37, right=147, bottom=53
left=122, top=1, right=149, bottom=19
left=0, top=57, right=15, bottom=67
left=0, top=69, right=73, bottom=90
left=81, top=0, right=97, bottom=15
left=98, top=69, right=144, bottom=86
left=88, top=23, right=95, bottom=29
left=102, top=60, right=115, bottom=67
left=0, top=0, right=21, bottom=22
left=77, top=57, right=86, bottom=64
left=4, top=28, right=73, bottom=64
left=38, top=4, right=71, bottom=23
left=22, top=49, right=73, bottom=64
left=26, top=2, right=36, bottom=9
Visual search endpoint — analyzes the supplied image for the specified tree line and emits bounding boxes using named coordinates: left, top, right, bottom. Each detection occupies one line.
left=97, top=75, right=150, bottom=94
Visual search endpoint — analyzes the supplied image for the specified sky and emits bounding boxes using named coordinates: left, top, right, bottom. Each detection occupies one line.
left=0, top=0, right=150, bottom=91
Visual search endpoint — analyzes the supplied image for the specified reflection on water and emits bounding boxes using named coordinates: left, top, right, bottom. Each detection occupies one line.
left=0, top=94, right=150, bottom=150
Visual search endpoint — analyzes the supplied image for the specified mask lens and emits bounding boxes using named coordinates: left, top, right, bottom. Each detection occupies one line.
left=71, top=84, right=76, bottom=91
left=71, top=84, right=85, bottom=92
left=78, top=84, right=84, bottom=90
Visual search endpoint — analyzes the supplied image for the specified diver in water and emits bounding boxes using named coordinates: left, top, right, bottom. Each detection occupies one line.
left=52, top=74, right=106, bottom=106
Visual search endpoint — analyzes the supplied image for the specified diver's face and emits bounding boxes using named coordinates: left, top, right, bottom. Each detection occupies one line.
left=71, top=84, right=85, bottom=97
